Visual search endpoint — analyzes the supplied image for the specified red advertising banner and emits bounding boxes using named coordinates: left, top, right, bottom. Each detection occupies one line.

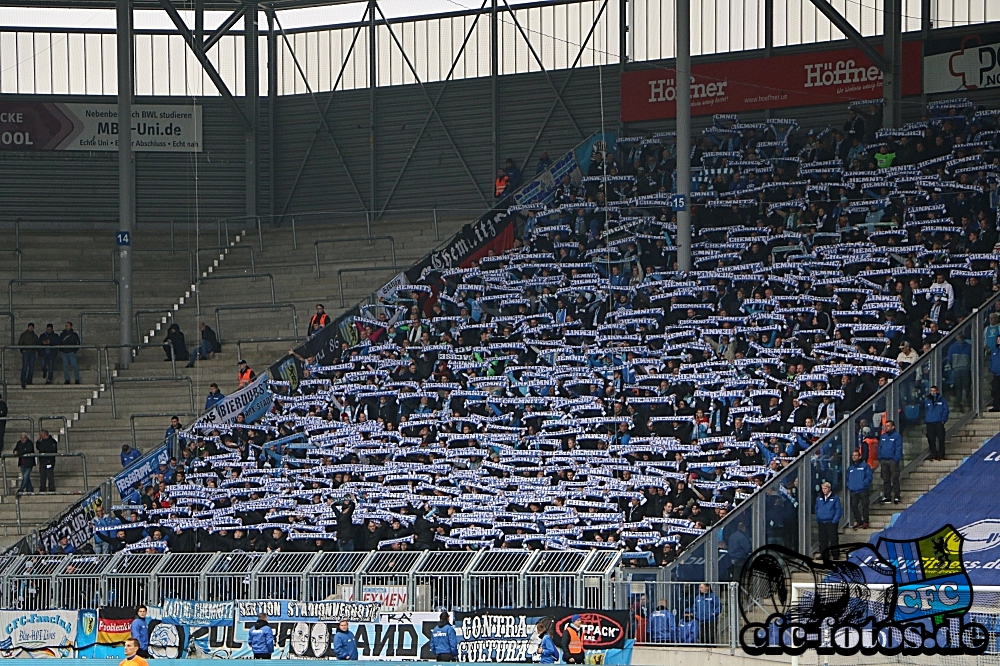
left=621, top=42, right=922, bottom=122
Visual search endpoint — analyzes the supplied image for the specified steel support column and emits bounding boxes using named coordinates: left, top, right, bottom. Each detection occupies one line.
left=159, top=0, right=251, bottom=130
left=275, top=8, right=369, bottom=217
left=883, top=0, right=903, bottom=129
left=377, top=4, right=488, bottom=214
left=490, top=0, right=498, bottom=177
left=268, top=7, right=276, bottom=225
left=675, top=0, right=692, bottom=273
left=245, top=6, right=259, bottom=225
left=517, top=0, right=609, bottom=175
left=369, top=0, right=377, bottom=214
left=804, top=0, right=888, bottom=72
left=501, top=0, right=584, bottom=137
left=117, top=0, right=134, bottom=369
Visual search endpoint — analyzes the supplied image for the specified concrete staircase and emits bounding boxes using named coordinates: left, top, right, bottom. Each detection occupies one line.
left=848, top=411, right=1000, bottom=541
left=0, top=212, right=468, bottom=543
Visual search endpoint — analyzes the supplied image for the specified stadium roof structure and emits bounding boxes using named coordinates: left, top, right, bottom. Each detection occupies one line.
left=0, top=0, right=354, bottom=12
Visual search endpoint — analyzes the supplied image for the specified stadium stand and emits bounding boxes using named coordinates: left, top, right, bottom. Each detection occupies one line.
left=0, top=215, right=467, bottom=534
left=51, top=97, right=1000, bottom=572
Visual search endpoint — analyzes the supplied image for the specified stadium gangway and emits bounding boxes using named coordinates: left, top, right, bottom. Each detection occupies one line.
left=199, top=273, right=276, bottom=305
left=465, top=549, right=537, bottom=611
left=665, top=289, right=1000, bottom=582
left=134, top=309, right=176, bottom=344
left=196, top=244, right=256, bottom=279
left=112, top=248, right=197, bottom=286
left=103, top=342, right=186, bottom=379
left=214, top=303, right=300, bottom=343
left=211, top=215, right=264, bottom=254
left=338, top=266, right=402, bottom=307
left=411, top=550, right=480, bottom=612
left=314, top=236, right=397, bottom=278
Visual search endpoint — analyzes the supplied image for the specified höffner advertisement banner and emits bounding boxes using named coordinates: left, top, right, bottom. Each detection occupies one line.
left=621, top=42, right=922, bottom=122
left=924, top=31, right=1000, bottom=93
left=0, top=102, right=202, bottom=151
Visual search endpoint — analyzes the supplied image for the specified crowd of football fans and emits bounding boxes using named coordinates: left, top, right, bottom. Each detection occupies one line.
left=76, top=98, right=1000, bottom=578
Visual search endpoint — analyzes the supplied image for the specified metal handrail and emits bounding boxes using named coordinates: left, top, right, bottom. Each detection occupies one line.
left=199, top=273, right=276, bottom=305
left=212, top=215, right=263, bottom=253
left=78, top=311, right=121, bottom=344
left=109, top=376, right=194, bottom=419
left=665, top=289, right=1000, bottom=581
left=0, top=345, right=102, bottom=387
left=0, top=248, right=23, bottom=280
left=130, top=412, right=200, bottom=452
left=8, top=278, right=120, bottom=312
left=37, top=415, right=71, bottom=454
left=0, top=417, right=35, bottom=443
left=236, top=336, right=306, bottom=361
left=0, top=311, right=14, bottom=345
left=102, top=341, right=188, bottom=379
left=338, top=265, right=402, bottom=307
left=197, top=244, right=256, bottom=277
left=314, top=236, right=396, bottom=277
left=1, top=452, right=89, bottom=500
left=113, top=248, right=196, bottom=285
left=134, top=309, right=175, bottom=339
left=215, top=303, right=299, bottom=343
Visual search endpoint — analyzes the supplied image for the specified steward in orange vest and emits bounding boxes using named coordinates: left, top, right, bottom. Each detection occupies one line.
left=237, top=359, right=256, bottom=388
left=308, top=304, right=331, bottom=336
left=561, top=615, right=586, bottom=664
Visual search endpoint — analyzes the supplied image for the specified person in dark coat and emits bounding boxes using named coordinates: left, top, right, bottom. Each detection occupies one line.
left=12, top=433, right=34, bottom=493
left=162, top=323, right=192, bottom=366
left=35, top=429, right=58, bottom=492
left=197, top=322, right=222, bottom=360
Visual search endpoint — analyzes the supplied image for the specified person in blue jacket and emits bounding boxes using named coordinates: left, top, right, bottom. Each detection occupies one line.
left=647, top=599, right=675, bottom=643
left=846, top=450, right=873, bottom=529
left=334, top=620, right=358, bottom=660
left=693, top=584, right=721, bottom=644
left=430, top=612, right=459, bottom=661
left=815, top=481, right=843, bottom=559
left=131, top=606, right=149, bottom=658
left=538, top=619, right=560, bottom=664
left=120, top=445, right=141, bottom=468
left=248, top=613, right=275, bottom=659
left=988, top=313, right=1000, bottom=410
left=924, top=385, right=950, bottom=460
left=877, top=419, right=903, bottom=504
left=676, top=609, right=699, bottom=644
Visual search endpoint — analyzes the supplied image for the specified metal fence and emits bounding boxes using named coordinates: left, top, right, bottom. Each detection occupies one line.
left=0, top=549, right=621, bottom=613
